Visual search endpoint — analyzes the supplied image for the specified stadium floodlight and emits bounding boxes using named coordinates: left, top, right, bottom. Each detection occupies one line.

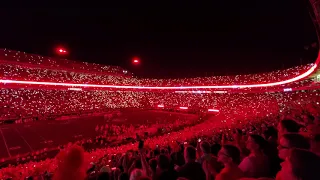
left=132, top=57, right=140, bottom=65
left=56, top=47, right=68, bottom=55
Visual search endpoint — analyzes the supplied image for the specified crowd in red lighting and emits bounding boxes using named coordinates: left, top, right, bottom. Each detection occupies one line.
left=1, top=87, right=320, bottom=122
left=0, top=88, right=319, bottom=179
left=0, top=49, right=320, bottom=179
left=0, top=49, right=315, bottom=88
left=0, top=49, right=126, bottom=75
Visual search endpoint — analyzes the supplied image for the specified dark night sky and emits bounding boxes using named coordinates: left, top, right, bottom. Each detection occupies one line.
left=0, top=0, right=318, bottom=78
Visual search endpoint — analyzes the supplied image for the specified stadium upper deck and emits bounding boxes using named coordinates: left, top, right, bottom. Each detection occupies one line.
left=0, top=49, right=129, bottom=76
left=0, top=48, right=318, bottom=91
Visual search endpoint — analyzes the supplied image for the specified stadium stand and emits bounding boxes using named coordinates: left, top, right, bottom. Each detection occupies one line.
left=0, top=0, right=320, bottom=178
left=0, top=49, right=316, bottom=88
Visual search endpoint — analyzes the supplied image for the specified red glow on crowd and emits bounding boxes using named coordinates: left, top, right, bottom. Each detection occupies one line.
left=0, top=49, right=317, bottom=90
left=0, top=63, right=316, bottom=90
left=0, top=0, right=320, bottom=177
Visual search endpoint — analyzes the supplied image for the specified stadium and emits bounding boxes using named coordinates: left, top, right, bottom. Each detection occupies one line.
left=0, top=1, right=320, bottom=180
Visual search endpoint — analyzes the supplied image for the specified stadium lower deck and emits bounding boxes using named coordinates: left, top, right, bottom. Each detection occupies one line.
left=0, top=110, right=196, bottom=160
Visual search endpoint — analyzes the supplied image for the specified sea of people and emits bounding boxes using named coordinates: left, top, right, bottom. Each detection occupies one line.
left=0, top=111, right=202, bottom=169
left=94, top=113, right=200, bottom=140
left=0, top=49, right=319, bottom=179
left=0, top=49, right=126, bottom=75
left=0, top=87, right=318, bottom=179
left=0, top=49, right=316, bottom=87
left=0, top=87, right=319, bottom=122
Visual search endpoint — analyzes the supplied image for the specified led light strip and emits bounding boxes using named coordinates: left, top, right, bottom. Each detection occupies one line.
left=208, top=109, right=219, bottom=112
left=0, top=64, right=317, bottom=89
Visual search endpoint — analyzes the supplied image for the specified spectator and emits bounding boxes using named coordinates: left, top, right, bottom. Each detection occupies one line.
left=207, top=144, right=243, bottom=180
left=155, top=154, right=177, bottom=180
left=263, top=127, right=278, bottom=145
left=233, top=129, right=246, bottom=147
left=197, top=141, right=215, bottom=164
left=210, top=143, right=221, bottom=157
left=311, top=134, right=320, bottom=156
left=277, top=148, right=320, bottom=180
left=170, top=144, right=185, bottom=166
left=232, top=129, right=249, bottom=158
left=278, top=133, right=310, bottom=160
left=128, top=159, right=142, bottom=175
left=263, top=126, right=280, bottom=175
left=130, top=169, right=144, bottom=180
left=53, top=145, right=86, bottom=180
left=239, top=135, right=270, bottom=178
left=177, top=146, right=206, bottom=180
left=148, top=158, right=157, bottom=177
left=277, top=119, right=301, bottom=137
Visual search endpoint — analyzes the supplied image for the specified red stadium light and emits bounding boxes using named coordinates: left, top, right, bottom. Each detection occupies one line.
left=157, top=104, right=164, bottom=108
left=56, top=47, right=68, bottom=55
left=283, top=88, right=292, bottom=92
left=208, top=109, right=219, bottom=112
left=132, top=57, right=140, bottom=64
left=179, top=107, right=188, bottom=110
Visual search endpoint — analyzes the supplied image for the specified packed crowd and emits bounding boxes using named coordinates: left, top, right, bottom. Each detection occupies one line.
left=0, top=87, right=319, bottom=179
left=75, top=112, right=203, bottom=153
left=1, top=87, right=319, bottom=122
left=0, top=64, right=316, bottom=93
left=95, top=113, right=199, bottom=140
left=0, top=49, right=315, bottom=87
left=0, top=103, right=320, bottom=179
left=0, top=111, right=202, bottom=169
left=0, top=49, right=319, bottom=179
left=0, top=49, right=126, bottom=75
left=0, top=89, right=146, bottom=121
